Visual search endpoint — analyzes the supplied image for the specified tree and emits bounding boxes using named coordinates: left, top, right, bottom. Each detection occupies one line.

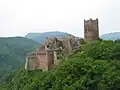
left=80, top=39, right=86, bottom=45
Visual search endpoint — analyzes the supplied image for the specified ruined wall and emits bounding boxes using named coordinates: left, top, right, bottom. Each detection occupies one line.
left=36, top=52, right=47, bottom=70
left=25, top=35, right=80, bottom=71
left=44, top=37, right=63, bottom=50
left=84, top=18, right=99, bottom=41
left=60, top=35, right=80, bottom=54
left=44, top=36, right=80, bottom=55
left=47, top=50, right=54, bottom=70
left=25, top=48, right=55, bottom=71
left=25, top=53, right=37, bottom=70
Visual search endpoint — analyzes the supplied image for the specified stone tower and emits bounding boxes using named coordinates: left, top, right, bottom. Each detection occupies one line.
left=84, top=18, right=99, bottom=41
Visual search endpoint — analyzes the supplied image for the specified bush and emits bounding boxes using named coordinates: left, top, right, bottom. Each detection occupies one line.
left=82, top=40, right=120, bottom=60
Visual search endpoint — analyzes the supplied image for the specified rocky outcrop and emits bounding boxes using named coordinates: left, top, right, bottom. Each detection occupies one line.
left=44, top=35, right=80, bottom=55
left=44, top=37, right=63, bottom=50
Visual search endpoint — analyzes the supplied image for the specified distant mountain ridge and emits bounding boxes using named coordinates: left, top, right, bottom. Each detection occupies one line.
left=25, top=31, right=120, bottom=42
left=25, top=31, right=77, bottom=43
left=100, top=32, right=120, bottom=40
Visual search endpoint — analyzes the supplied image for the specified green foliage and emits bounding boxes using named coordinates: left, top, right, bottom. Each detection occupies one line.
left=1, top=58, right=120, bottom=90
left=98, top=38, right=103, bottom=42
left=80, top=39, right=86, bottom=45
left=82, top=40, right=120, bottom=60
left=115, top=39, right=120, bottom=44
left=0, top=37, right=39, bottom=81
left=1, top=40, right=120, bottom=90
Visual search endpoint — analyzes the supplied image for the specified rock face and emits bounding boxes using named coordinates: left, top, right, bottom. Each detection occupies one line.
left=44, top=37, right=63, bottom=50
left=44, top=35, right=80, bottom=55
left=84, top=18, right=99, bottom=41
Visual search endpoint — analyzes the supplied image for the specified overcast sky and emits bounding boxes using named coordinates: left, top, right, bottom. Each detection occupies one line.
left=0, top=0, right=120, bottom=37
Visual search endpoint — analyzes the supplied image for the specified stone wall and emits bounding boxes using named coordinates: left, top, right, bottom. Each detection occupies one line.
left=25, top=46, right=56, bottom=71
left=25, top=53, right=37, bottom=70
left=44, top=35, right=80, bottom=55
left=25, top=35, right=80, bottom=71
left=84, top=18, right=99, bottom=41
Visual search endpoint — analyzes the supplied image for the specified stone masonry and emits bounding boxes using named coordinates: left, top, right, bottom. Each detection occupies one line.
left=44, top=35, right=80, bottom=55
left=25, top=45, right=58, bottom=71
left=25, top=35, right=80, bottom=71
left=25, top=18, right=100, bottom=71
left=84, top=18, right=99, bottom=41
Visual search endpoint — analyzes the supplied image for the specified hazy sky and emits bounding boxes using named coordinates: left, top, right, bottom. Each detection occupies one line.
left=0, top=0, right=120, bottom=37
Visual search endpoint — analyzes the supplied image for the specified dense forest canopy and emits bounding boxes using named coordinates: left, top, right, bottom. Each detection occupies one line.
left=0, top=37, right=39, bottom=81
left=0, top=39, right=120, bottom=90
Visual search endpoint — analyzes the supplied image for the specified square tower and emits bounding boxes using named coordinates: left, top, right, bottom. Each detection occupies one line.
left=84, top=18, right=99, bottom=41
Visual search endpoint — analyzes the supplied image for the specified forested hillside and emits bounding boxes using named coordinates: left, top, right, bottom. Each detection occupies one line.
left=0, top=37, right=39, bottom=81
left=1, top=39, right=120, bottom=90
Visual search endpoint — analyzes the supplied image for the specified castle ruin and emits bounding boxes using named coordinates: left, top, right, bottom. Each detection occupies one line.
left=84, top=18, right=99, bottom=41
left=25, top=18, right=100, bottom=71
left=25, top=45, right=58, bottom=71
left=25, top=35, right=80, bottom=71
